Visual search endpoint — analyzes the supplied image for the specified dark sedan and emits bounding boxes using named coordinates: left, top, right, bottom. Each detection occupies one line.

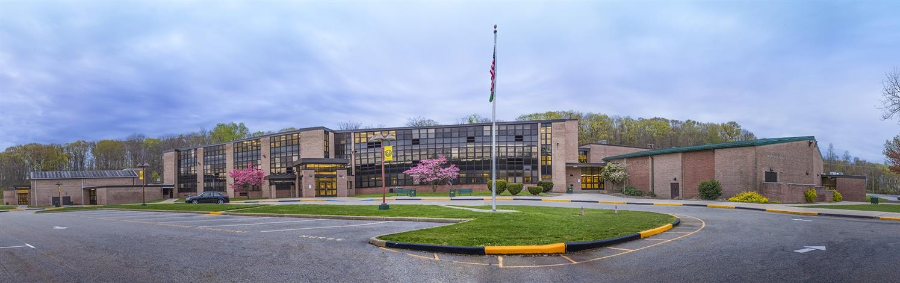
left=185, top=192, right=230, bottom=204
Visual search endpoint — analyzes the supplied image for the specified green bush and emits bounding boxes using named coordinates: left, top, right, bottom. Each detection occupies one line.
left=648, top=191, right=656, bottom=197
left=804, top=188, right=817, bottom=203
left=507, top=183, right=524, bottom=195
left=623, top=185, right=644, bottom=197
left=527, top=186, right=542, bottom=195
left=832, top=191, right=843, bottom=202
left=486, top=180, right=508, bottom=194
left=537, top=181, right=554, bottom=193
left=698, top=179, right=722, bottom=200
left=727, top=191, right=769, bottom=203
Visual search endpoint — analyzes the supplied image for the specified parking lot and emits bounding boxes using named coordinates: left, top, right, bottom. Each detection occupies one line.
left=1, top=204, right=898, bottom=282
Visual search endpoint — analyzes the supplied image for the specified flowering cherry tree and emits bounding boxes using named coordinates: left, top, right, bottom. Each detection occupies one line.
left=229, top=163, right=265, bottom=199
left=403, top=155, right=460, bottom=192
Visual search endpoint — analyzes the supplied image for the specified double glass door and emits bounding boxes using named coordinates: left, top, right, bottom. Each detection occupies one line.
left=315, top=177, right=337, bottom=197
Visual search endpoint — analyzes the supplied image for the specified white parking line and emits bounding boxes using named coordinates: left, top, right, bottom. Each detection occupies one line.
left=161, top=217, right=273, bottom=224
left=198, top=219, right=324, bottom=228
left=260, top=221, right=387, bottom=233
left=0, top=245, right=26, bottom=249
left=95, top=213, right=177, bottom=220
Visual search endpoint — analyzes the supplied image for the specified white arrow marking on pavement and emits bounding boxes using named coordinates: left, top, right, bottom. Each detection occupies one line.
left=0, top=245, right=26, bottom=249
left=792, top=219, right=812, bottom=222
left=794, top=246, right=826, bottom=253
left=53, top=226, right=67, bottom=230
left=26, top=243, right=35, bottom=248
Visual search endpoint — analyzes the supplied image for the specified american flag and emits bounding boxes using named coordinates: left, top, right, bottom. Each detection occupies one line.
left=489, top=47, right=496, bottom=102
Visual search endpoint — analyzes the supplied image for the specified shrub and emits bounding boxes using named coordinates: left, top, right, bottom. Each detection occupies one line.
left=727, top=191, right=769, bottom=203
left=527, top=186, right=542, bottom=195
left=486, top=180, right=508, bottom=194
left=507, top=183, right=524, bottom=195
left=601, top=163, right=628, bottom=185
left=832, top=191, right=843, bottom=202
left=698, top=179, right=722, bottom=200
left=648, top=191, right=657, bottom=198
left=537, top=181, right=554, bottom=193
left=623, top=185, right=644, bottom=197
left=804, top=188, right=817, bottom=203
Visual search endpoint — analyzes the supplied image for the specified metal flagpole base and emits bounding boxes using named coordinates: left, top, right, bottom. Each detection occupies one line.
left=378, top=204, right=390, bottom=210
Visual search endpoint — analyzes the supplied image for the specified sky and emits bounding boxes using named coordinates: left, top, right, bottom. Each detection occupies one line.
left=1, top=1, right=898, bottom=162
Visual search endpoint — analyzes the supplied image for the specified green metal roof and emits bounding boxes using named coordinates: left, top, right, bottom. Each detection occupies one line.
left=602, top=136, right=816, bottom=161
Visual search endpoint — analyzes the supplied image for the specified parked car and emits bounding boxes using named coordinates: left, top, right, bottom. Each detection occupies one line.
left=185, top=192, right=230, bottom=204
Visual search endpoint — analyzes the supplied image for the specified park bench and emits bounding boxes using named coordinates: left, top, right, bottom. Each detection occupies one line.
left=456, top=188, right=474, bottom=196
left=394, top=188, right=411, bottom=196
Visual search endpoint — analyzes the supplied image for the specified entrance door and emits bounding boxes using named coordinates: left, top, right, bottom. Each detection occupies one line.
left=670, top=183, right=680, bottom=199
left=316, top=177, right=337, bottom=197
left=17, top=192, right=29, bottom=205
left=88, top=189, right=97, bottom=205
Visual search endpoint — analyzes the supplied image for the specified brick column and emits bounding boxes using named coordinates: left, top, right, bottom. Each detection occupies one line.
left=196, top=147, right=204, bottom=193
left=301, top=170, right=315, bottom=197
left=260, top=137, right=272, bottom=198
left=225, top=143, right=235, bottom=197
left=337, top=169, right=349, bottom=197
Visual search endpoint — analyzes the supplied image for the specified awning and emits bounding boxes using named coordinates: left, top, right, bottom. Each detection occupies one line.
left=265, top=173, right=297, bottom=181
left=291, top=158, right=350, bottom=167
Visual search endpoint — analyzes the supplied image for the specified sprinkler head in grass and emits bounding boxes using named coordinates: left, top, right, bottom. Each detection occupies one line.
left=615, top=205, right=618, bottom=214
left=580, top=206, right=585, bottom=216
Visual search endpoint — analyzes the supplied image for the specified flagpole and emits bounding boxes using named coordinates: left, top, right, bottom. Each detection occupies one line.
left=491, top=24, right=498, bottom=212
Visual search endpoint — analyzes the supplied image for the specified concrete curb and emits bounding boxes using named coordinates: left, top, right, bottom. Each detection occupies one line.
left=370, top=217, right=681, bottom=255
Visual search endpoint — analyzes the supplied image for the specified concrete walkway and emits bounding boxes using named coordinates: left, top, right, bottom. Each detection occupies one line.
left=159, top=198, right=179, bottom=204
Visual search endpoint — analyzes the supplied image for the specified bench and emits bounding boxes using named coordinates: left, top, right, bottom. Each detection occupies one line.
left=456, top=188, right=473, bottom=196
left=395, top=188, right=411, bottom=196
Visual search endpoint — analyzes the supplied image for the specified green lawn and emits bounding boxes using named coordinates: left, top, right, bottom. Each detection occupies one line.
left=236, top=204, right=674, bottom=246
left=803, top=204, right=900, bottom=213
left=0, top=205, right=16, bottom=210
left=352, top=190, right=553, bottom=198
left=37, top=204, right=264, bottom=213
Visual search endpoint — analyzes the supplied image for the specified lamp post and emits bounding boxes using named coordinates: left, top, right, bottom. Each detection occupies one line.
left=137, top=162, right=150, bottom=206
left=55, top=182, right=62, bottom=207
left=369, top=133, right=395, bottom=210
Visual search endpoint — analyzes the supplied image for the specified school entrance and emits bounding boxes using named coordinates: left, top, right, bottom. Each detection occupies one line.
left=293, top=158, right=349, bottom=198
left=16, top=187, right=30, bottom=205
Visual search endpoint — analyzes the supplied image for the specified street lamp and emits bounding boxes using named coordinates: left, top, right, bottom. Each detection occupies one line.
left=137, top=162, right=150, bottom=206
left=55, top=182, right=62, bottom=207
left=369, top=133, right=395, bottom=210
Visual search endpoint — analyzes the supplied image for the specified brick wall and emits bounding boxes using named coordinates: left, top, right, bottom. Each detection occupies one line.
left=2, top=190, right=15, bottom=206
left=759, top=183, right=826, bottom=203
left=33, top=178, right=136, bottom=206
left=835, top=177, right=866, bottom=202
left=714, top=147, right=757, bottom=198
left=99, top=187, right=164, bottom=205
left=550, top=121, right=578, bottom=193
left=260, top=137, right=272, bottom=198
left=756, top=141, right=819, bottom=186
left=624, top=157, right=650, bottom=193
left=682, top=150, right=715, bottom=199
left=163, top=151, right=176, bottom=185
left=651, top=153, right=682, bottom=199
left=586, top=144, right=647, bottom=163
left=300, top=130, right=325, bottom=159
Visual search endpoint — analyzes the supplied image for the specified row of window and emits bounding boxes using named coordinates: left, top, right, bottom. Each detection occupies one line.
left=203, top=145, right=226, bottom=192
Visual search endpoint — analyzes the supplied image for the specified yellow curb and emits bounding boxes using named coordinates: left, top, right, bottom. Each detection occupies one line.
left=541, top=199, right=571, bottom=202
left=208, top=211, right=223, bottom=215
left=765, top=209, right=818, bottom=216
left=707, top=204, right=735, bottom=209
left=653, top=203, right=683, bottom=206
left=9, top=209, right=25, bottom=212
left=598, top=201, right=626, bottom=204
left=484, top=243, right=566, bottom=255
left=878, top=216, right=900, bottom=221
left=639, top=223, right=674, bottom=238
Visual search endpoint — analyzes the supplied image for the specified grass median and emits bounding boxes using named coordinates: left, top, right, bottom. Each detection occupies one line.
left=37, top=204, right=264, bottom=213
left=802, top=204, right=900, bottom=213
left=235, top=204, right=674, bottom=246
left=352, top=191, right=554, bottom=198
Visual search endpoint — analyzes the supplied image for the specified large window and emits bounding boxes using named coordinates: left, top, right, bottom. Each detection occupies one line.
left=178, top=149, right=197, bottom=193
left=540, top=123, right=553, bottom=180
left=578, top=149, right=589, bottom=163
left=233, top=139, right=261, bottom=191
left=335, top=132, right=352, bottom=160
left=270, top=133, right=300, bottom=174
left=581, top=167, right=604, bottom=190
left=203, top=145, right=226, bottom=192
left=351, top=123, right=540, bottom=188
left=324, top=132, right=330, bottom=158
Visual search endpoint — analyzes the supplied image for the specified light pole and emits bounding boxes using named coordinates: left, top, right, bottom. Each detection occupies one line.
left=369, top=133, right=395, bottom=210
left=55, top=182, right=62, bottom=207
left=137, top=162, right=150, bottom=206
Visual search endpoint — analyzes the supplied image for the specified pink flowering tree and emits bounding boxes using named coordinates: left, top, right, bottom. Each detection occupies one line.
left=229, top=163, right=265, bottom=199
left=403, top=155, right=460, bottom=192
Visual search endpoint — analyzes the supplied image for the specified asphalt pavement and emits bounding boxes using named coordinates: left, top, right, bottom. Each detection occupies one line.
left=1, top=202, right=898, bottom=282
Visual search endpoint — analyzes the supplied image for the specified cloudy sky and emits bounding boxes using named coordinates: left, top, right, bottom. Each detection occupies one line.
left=1, top=1, right=898, bottom=161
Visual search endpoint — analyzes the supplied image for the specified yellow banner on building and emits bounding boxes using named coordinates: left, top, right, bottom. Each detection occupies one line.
left=16, top=189, right=29, bottom=194
left=384, top=146, right=394, bottom=162
left=139, top=170, right=144, bottom=180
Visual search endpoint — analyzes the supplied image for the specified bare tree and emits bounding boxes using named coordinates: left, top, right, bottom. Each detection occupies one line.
left=880, top=67, right=900, bottom=122
left=337, top=121, right=362, bottom=130
left=455, top=114, right=491, bottom=124
left=405, top=116, right=440, bottom=127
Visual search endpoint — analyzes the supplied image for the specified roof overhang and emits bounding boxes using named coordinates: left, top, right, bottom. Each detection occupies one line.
left=291, top=158, right=350, bottom=167
left=566, top=162, right=606, bottom=168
